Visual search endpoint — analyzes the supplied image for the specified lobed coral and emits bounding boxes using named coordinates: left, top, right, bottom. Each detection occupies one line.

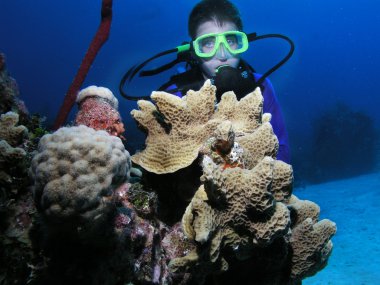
left=130, top=80, right=336, bottom=284
left=131, top=80, right=272, bottom=174
left=75, top=85, right=125, bottom=139
left=287, top=195, right=337, bottom=280
left=173, top=153, right=335, bottom=283
left=171, top=145, right=295, bottom=283
left=30, top=125, right=131, bottom=233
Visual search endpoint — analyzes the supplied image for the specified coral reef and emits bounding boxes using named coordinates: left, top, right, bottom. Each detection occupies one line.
left=28, top=126, right=194, bottom=284
left=114, top=182, right=195, bottom=284
left=0, top=60, right=336, bottom=284
left=75, top=85, right=125, bottom=139
left=131, top=81, right=336, bottom=284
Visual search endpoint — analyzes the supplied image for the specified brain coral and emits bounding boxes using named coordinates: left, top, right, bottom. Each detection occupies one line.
left=131, top=80, right=275, bottom=174
left=30, top=125, right=131, bottom=225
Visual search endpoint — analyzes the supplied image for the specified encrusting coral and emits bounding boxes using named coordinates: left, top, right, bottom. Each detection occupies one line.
left=75, top=85, right=126, bottom=139
left=30, top=125, right=131, bottom=235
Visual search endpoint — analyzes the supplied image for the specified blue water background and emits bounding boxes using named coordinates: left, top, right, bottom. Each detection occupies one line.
left=1, top=0, right=379, bottom=137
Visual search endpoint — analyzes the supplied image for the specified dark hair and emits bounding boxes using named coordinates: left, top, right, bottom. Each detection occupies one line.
left=188, top=0, right=243, bottom=39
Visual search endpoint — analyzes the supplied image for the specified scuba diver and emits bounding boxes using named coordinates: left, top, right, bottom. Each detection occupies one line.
left=120, top=0, right=294, bottom=163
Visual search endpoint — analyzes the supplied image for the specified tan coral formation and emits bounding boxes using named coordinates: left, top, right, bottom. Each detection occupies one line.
left=131, top=80, right=277, bottom=174
left=0, top=111, right=27, bottom=146
left=173, top=152, right=336, bottom=283
left=287, top=195, right=337, bottom=280
left=130, top=80, right=336, bottom=283
left=174, top=156, right=293, bottom=274
left=30, top=125, right=131, bottom=225
left=141, top=81, right=336, bottom=283
left=0, top=111, right=27, bottom=185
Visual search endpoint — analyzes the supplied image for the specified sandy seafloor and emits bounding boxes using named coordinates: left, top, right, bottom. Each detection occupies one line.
left=293, top=172, right=380, bottom=284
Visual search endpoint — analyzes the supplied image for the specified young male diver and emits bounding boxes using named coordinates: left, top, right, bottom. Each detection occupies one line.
left=119, top=0, right=294, bottom=163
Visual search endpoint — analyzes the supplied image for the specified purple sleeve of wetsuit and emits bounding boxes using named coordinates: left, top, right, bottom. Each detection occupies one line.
left=165, top=83, right=183, bottom=97
left=258, top=75, right=291, bottom=163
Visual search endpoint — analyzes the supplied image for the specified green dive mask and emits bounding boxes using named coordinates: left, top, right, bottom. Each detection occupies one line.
left=119, top=32, right=295, bottom=101
left=193, top=31, right=249, bottom=58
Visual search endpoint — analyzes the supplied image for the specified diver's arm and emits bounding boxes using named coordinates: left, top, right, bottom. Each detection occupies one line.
left=259, top=76, right=291, bottom=163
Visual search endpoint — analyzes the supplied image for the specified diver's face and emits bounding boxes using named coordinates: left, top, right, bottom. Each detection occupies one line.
left=195, top=20, right=240, bottom=78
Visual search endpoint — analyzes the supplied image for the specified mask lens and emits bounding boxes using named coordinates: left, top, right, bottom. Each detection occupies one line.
left=193, top=31, right=248, bottom=58
left=199, top=36, right=217, bottom=53
left=223, top=32, right=248, bottom=54
left=194, top=34, right=218, bottom=57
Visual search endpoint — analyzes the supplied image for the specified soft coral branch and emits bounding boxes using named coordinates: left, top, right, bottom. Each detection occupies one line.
left=53, top=0, right=113, bottom=130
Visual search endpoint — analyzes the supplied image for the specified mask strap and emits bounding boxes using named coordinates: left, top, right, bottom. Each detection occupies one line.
left=119, top=44, right=192, bottom=101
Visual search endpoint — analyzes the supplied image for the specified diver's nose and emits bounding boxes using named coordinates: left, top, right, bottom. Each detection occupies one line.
left=215, top=45, right=229, bottom=60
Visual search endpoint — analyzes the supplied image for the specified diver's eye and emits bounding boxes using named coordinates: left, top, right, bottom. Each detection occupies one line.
left=226, top=35, right=238, bottom=48
left=200, top=37, right=216, bottom=50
